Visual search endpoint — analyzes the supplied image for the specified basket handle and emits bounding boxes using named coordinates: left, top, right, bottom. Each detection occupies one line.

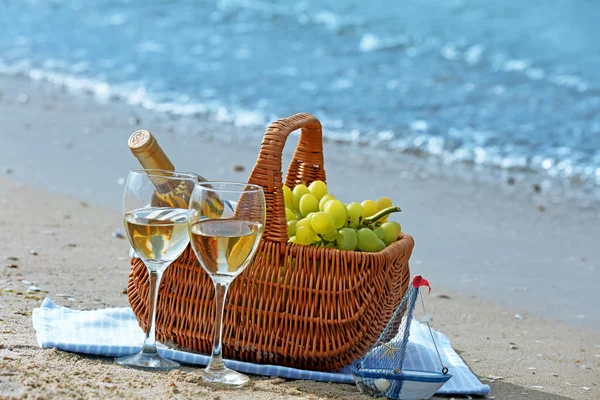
left=248, top=113, right=326, bottom=243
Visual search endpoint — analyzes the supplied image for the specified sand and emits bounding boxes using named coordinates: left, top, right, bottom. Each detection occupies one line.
left=0, top=76, right=599, bottom=399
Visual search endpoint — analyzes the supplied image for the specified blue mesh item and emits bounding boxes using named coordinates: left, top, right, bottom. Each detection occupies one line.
left=351, top=276, right=451, bottom=400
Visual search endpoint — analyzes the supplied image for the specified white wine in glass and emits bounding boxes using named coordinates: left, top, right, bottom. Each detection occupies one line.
left=189, top=219, right=263, bottom=277
left=124, top=207, right=190, bottom=263
left=188, top=182, right=265, bottom=386
left=116, top=169, right=198, bottom=371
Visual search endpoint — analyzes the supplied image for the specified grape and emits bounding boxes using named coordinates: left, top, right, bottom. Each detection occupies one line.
left=380, top=221, right=401, bottom=245
left=337, top=228, right=358, bottom=251
left=374, top=227, right=384, bottom=240
left=287, top=220, right=297, bottom=237
left=375, top=197, right=393, bottom=211
left=324, top=242, right=336, bottom=249
left=346, top=202, right=363, bottom=228
left=376, top=238, right=386, bottom=252
left=283, top=186, right=293, bottom=208
left=288, top=236, right=297, bottom=243
left=311, top=212, right=335, bottom=234
left=375, top=197, right=393, bottom=222
left=361, top=200, right=379, bottom=218
left=357, top=228, right=381, bottom=252
left=308, top=180, right=328, bottom=200
left=319, top=194, right=335, bottom=211
left=285, top=207, right=296, bottom=222
left=292, top=184, right=310, bottom=210
left=295, top=226, right=315, bottom=245
left=324, top=199, right=347, bottom=229
left=296, top=217, right=313, bottom=230
left=299, top=194, right=319, bottom=217
left=320, top=229, right=338, bottom=241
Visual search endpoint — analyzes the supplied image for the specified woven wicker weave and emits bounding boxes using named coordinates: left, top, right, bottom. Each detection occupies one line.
left=127, top=113, right=414, bottom=371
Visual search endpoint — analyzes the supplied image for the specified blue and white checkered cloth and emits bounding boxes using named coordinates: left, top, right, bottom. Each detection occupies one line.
left=32, top=298, right=489, bottom=396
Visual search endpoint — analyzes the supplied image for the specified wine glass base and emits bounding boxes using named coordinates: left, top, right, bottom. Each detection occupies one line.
left=115, top=351, right=180, bottom=371
left=201, top=366, right=250, bottom=387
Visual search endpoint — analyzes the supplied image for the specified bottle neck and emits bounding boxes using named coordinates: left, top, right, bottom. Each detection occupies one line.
left=129, top=130, right=176, bottom=188
left=132, top=144, right=175, bottom=172
left=128, top=130, right=207, bottom=187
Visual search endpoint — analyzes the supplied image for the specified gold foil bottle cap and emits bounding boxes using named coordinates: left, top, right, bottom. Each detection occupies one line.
left=128, top=129, right=175, bottom=172
left=129, top=130, right=156, bottom=157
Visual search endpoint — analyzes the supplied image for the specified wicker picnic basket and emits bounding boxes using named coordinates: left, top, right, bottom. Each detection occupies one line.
left=127, top=113, right=414, bottom=371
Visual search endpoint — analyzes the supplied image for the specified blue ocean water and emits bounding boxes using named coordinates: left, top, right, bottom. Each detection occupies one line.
left=2, top=0, right=600, bottom=190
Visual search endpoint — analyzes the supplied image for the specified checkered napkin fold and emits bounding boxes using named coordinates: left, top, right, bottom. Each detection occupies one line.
left=32, top=298, right=489, bottom=396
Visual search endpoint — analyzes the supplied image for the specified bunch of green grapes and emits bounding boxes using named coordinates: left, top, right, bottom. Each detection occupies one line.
left=283, top=180, right=402, bottom=252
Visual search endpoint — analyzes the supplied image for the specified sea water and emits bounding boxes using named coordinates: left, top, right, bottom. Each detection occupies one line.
left=2, top=0, right=600, bottom=195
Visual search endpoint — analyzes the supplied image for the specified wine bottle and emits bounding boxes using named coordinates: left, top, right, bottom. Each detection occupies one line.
left=128, top=129, right=224, bottom=215
left=129, top=129, right=213, bottom=179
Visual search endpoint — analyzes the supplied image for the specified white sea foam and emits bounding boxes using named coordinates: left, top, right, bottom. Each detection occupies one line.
left=0, top=61, right=266, bottom=130
left=359, top=34, right=379, bottom=52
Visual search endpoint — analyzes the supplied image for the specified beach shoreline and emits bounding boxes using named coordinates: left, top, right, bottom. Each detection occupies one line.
left=1, top=74, right=599, bottom=329
left=1, top=74, right=599, bottom=399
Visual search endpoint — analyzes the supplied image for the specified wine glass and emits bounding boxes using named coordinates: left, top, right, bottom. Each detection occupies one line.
left=188, top=182, right=265, bottom=386
left=116, top=169, right=198, bottom=370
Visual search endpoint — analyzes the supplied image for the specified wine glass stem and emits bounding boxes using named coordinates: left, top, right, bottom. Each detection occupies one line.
left=142, top=268, right=163, bottom=354
left=207, top=280, right=231, bottom=371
